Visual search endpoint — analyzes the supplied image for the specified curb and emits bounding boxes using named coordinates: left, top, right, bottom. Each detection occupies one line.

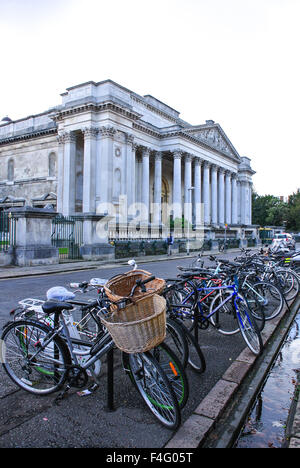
left=164, top=294, right=300, bottom=449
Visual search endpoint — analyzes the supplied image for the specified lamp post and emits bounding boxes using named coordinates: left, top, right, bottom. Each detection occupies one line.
left=187, top=186, right=194, bottom=255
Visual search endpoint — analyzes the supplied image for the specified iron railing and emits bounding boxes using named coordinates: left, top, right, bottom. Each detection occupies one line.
left=0, top=211, right=17, bottom=252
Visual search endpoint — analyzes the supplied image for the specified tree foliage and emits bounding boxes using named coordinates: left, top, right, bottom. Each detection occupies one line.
left=286, top=190, right=300, bottom=232
left=252, top=190, right=300, bottom=232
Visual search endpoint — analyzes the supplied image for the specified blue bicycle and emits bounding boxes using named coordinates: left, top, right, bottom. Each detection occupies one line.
left=166, top=276, right=263, bottom=356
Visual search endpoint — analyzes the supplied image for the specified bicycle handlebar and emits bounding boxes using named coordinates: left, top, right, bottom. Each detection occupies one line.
left=129, top=275, right=156, bottom=296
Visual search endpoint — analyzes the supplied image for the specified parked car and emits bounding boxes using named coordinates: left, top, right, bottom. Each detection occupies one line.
left=271, top=233, right=296, bottom=250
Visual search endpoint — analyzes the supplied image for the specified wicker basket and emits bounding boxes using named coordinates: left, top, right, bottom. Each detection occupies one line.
left=104, top=269, right=166, bottom=303
left=101, top=294, right=166, bottom=353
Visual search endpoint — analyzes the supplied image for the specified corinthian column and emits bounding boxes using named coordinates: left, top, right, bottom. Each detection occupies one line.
left=83, top=127, right=98, bottom=213
left=184, top=154, right=193, bottom=225
left=231, top=173, right=238, bottom=225
left=153, top=151, right=162, bottom=225
left=194, top=158, right=202, bottom=228
left=126, top=134, right=135, bottom=209
left=56, top=134, right=64, bottom=214
left=218, top=167, right=225, bottom=226
left=248, top=181, right=253, bottom=225
left=141, top=147, right=150, bottom=223
left=62, top=131, right=76, bottom=216
left=225, top=171, right=232, bottom=225
left=211, top=164, right=218, bottom=226
left=173, top=150, right=182, bottom=221
left=203, top=161, right=211, bottom=225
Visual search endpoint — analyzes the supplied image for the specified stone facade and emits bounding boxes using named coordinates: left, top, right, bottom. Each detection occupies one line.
left=0, top=79, right=256, bottom=253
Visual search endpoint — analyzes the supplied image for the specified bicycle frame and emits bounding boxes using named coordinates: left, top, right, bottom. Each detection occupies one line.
left=170, top=281, right=253, bottom=331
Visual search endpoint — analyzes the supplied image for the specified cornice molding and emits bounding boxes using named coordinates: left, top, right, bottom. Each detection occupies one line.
left=0, top=128, right=57, bottom=147
left=52, top=101, right=142, bottom=123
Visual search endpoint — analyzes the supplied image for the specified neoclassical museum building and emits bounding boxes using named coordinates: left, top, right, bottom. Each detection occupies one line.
left=0, top=79, right=256, bottom=258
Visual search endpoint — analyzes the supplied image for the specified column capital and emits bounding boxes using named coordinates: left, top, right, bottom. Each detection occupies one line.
left=225, top=170, right=232, bottom=178
left=194, top=157, right=202, bottom=167
left=203, top=160, right=211, bottom=168
left=173, top=149, right=183, bottom=160
left=184, top=153, right=193, bottom=162
left=126, top=133, right=135, bottom=145
left=211, top=163, right=218, bottom=172
left=61, top=131, right=77, bottom=144
left=231, top=172, right=238, bottom=180
left=98, top=126, right=116, bottom=138
left=154, top=151, right=163, bottom=161
left=141, top=146, right=151, bottom=156
left=82, top=127, right=98, bottom=138
left=218, top=166, right=225, bottom=174
left=57, top=133, right=65, bottom=145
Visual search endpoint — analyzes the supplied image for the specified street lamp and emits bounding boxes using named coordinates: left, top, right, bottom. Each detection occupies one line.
left=187, top=186, right=194, bottom=255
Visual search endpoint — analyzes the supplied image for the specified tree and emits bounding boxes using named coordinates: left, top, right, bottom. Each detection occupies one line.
left=252, top=192, right=288, bottom=227
left=286, top=190, right=300, bottom=232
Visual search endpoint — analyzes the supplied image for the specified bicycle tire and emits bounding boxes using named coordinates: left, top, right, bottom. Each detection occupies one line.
left=235, top=299, right=263, bottom=355
left=209, top=290, right=240, bottom=335
left=123, top=351, right=181, bottom=430
left=165, top=318, right=189, bottom=369
left=152, top=341, right=189, bottom=408
left=275, top=269, right=299, bottom=300
left=240, top=287, right=265, bottom=332
left=1, top=319, right=71, bottom=395
left=252, top=281, right=284, bottom=321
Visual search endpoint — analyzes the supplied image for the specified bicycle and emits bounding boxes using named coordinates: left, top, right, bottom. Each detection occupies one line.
left=165, top=273, right=263, bottom=356
left=1, top=275, right=187, bottom=430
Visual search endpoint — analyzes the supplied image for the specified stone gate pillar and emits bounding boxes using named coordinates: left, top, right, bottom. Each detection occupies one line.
left=9, top=206, right=59, bottom=266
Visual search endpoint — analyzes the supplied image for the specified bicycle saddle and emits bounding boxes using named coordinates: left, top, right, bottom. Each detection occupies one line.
left=177, top=272, right=196, bottom=278
left=42, top=301, right=74, bottom=315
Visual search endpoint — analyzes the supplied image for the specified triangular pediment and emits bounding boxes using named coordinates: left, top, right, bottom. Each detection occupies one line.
left=0, top=195, right=25, bottom=203
left=32, top=192, right=57, bottom=202
left=183, top=124, right=241, bottom=162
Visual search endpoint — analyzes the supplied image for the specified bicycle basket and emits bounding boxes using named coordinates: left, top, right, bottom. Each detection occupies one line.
left=100, top=294, right=166, bottom=353
left=104, top=269, right=166, bottom=302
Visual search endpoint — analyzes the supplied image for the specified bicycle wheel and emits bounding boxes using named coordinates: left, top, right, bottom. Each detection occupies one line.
left=78, top=307, right=102, bottom=342
left=123, top=351, right=181, bottom=430
left=252, top=281, right=284, bottom=321
left=1, top=319, right=71, bottom=395
left=152, top=341, right=189, bottom=408
left=209, top=290, right=240, bottom=335
left=235, top=299, right=263, bottom=356
left=275, top=269, right=299, bottom=300
left=241, top=287, right=265, bottom=332
left=165, top=318, right=189, bottom=369
left=164, top=283, right=195, bottom=316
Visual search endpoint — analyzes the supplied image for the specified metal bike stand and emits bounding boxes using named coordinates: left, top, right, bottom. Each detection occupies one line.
left=104, top=347, right=115, bottom=412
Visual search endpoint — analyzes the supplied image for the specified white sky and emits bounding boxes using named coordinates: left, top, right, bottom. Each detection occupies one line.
left=0, top=0, right=299, bottom=197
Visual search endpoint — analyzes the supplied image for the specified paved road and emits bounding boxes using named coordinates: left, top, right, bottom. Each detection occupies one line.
left=0, top=251, right=265, bottom=448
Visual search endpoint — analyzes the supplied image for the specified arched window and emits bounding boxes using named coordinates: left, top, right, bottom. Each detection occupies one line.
left=7, top=159, right=14, bottom=181
left=48, top=152, right=56, bottom=177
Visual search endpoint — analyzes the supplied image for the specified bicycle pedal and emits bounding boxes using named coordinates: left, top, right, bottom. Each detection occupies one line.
left=53, top=384, right=71, bottom=405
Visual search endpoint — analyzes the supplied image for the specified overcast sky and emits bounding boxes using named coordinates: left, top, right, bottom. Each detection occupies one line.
left=0, top=0, right=299, bottom=198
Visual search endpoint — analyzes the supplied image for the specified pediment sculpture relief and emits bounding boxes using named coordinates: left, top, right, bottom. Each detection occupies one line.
left=192, top=128, right=234, bottom=156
